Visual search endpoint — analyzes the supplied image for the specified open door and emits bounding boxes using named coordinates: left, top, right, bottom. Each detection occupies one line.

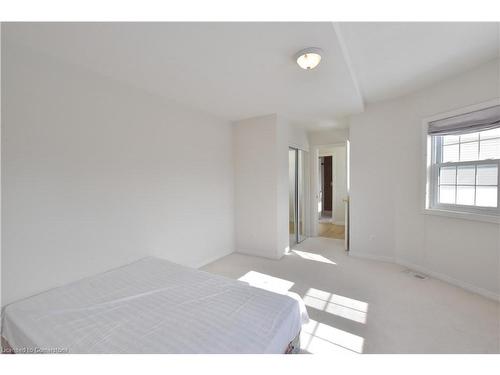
left=344, top=197, right=349, bottom=250
left=345, top=140, right=351, bottom=251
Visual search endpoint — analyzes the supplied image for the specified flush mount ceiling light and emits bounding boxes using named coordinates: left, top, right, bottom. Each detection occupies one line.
left=295, top=47, right=323, bottom=70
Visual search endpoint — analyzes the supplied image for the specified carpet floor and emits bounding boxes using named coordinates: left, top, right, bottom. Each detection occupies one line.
left=201, top=237, right=500, bottom=354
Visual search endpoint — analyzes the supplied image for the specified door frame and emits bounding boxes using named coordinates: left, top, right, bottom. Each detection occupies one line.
left=321, top=155, right=334, bottom=219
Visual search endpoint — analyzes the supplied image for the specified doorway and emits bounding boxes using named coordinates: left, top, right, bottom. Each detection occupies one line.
left=315, top=144, right=348, bottom=242
left=289, top=148, right=306, bottom=245
left=319, top=156, right=333, bottom=219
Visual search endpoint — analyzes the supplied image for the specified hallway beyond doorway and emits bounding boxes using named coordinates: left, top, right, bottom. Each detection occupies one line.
left=315, top=144, right=347, bottom=243
left=318, top=222, right=345, bottom=240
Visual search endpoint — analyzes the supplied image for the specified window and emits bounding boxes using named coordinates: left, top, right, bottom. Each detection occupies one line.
left=427, top=103, right=500, bottom=219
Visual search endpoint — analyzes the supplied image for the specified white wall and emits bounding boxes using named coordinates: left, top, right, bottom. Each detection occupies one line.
left=277, top=117, right=292, bottom=253
left=289, top=124, right=310, bottom=152
left=233, top=114, right=289, bottom=259
left=349, top=59, right=500, bottom=299
left=1, top=43, right=235, bottom=306
left=308, top=128, right=349, bottom=146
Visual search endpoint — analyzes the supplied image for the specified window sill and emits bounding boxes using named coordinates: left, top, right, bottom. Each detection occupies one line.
left=424, top=208, right=500, bottom=224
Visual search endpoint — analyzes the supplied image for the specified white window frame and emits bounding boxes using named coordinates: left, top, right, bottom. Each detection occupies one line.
left=423, top=99, right=500, bottom=224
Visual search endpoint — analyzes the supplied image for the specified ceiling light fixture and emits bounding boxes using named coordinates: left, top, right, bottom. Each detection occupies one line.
left=295, top=47, right=323, bottom=70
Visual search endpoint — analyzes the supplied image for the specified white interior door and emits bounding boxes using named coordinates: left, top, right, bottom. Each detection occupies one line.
left=345, top=140, right=351, bottom=251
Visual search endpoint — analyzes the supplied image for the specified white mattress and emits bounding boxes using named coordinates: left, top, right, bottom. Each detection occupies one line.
left=1, top=257, right=308, bottom=354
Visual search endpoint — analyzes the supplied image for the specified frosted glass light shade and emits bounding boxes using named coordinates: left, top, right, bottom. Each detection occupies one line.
left=296, top=48, right=323, bottom=70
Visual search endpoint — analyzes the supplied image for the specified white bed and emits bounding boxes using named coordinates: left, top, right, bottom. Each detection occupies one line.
left=1, top=257, right=308, bottom=354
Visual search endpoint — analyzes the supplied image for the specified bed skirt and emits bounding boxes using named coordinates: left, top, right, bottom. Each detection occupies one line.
left=1, top=336, right=14, bottom=354
left=285, top=331, right=301, bottom=354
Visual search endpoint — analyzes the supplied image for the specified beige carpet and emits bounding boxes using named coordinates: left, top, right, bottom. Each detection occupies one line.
left=201, top=237, right=500, bottom=354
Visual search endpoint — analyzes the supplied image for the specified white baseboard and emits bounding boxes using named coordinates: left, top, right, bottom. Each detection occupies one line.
left=333, top=221, right=345, bottom=226
left=349, top=251, right=500, bottom=302
left=349, top=251, right=395, bottom=264
left=193, top=249, right=234, bottom=269
left=235, top=249, right=283, bottom=260
left=396, top=259, right=500, bottom=302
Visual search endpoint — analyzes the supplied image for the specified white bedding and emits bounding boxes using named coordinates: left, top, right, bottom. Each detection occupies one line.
left=1, top=257, right=308, bottom=353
